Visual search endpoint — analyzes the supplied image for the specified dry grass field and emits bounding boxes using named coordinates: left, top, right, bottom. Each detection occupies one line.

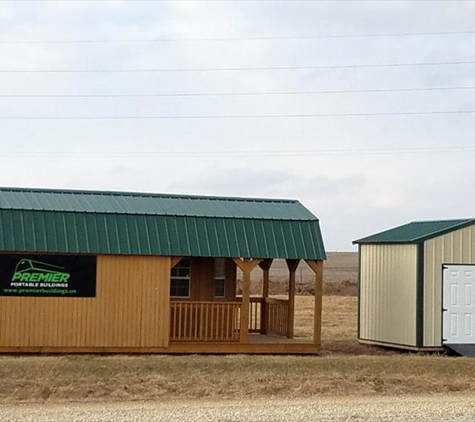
left=2, top=352, right=475, bottom=403
left=296, top=295, right=393, bottom=355
left=1, top=253, right=474, bottom=404
left=248, top=252, right=358, bottom=296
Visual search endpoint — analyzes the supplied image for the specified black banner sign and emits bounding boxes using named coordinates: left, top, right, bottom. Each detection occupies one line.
left=0, top=254, right=97, bottom=297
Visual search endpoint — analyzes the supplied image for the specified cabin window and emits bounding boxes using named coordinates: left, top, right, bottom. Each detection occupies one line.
left=170, top=259, right=191, bottom=298
left=214, top=258, right=226, bottom=298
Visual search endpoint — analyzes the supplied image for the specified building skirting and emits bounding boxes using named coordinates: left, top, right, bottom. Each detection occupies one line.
left=0, top=342, right=320, bottom=355
left=358, top=339, right=444, bottom=352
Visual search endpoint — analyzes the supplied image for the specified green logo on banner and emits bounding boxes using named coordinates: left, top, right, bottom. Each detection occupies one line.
left=11, top=259, right=71, bottom=283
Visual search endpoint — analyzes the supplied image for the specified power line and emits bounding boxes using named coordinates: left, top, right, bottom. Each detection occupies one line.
left=1, top=86, right=475, bottom=98
left=1, top=111, right=474, bottom=120
left=1, top=30, right=475, bottom=44
left=1, top=60, right=475, bottom=73
left=1, top=146, right=475, bottom=158
left=4, top=0, right=474, bottom=2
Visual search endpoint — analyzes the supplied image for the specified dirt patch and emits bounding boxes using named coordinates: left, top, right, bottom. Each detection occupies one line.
left=3, top=395, right=475, bottom=422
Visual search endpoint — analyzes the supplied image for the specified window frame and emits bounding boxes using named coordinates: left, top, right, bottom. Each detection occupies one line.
left=213, top=258, right=226, bottom=298
left=170, top=259, right=191, bottom=299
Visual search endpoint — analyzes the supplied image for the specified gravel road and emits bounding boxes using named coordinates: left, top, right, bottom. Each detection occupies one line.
left=1, top=395, right=475, bottom=422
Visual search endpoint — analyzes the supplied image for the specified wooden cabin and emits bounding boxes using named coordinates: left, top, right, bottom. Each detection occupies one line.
left=0, top=187, right=326, bottom=354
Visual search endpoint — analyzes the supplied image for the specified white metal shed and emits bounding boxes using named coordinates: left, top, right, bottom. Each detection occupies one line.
left=354, top=219, right=475, bottom=355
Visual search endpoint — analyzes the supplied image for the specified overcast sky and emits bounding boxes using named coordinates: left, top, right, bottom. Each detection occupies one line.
left=0, top=1, right=474, bottom=251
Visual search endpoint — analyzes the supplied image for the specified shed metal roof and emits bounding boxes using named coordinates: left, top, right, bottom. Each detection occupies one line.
left=0, top=188, right=326, bottom=260
left=353, top=219, right=475, bottom=244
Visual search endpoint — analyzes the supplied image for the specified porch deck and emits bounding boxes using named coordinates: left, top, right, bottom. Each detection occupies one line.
left=248, top=334, right=311, bottom=344
left=168, top=334, right=319, bottom=354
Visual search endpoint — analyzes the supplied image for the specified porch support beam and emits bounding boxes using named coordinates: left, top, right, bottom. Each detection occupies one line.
left=171, top=257, right=183, bottom=269
left=258, top=259, right=273, bottom=334
left=233, top=258, right=263, bottom=343
left=305, top=259, right=324, bottom=346
left=286, top=259, right=300, bottom=338
left=232, top=258, right=262, bottom=273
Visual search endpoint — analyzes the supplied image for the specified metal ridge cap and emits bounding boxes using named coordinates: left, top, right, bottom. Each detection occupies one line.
left=0, top=186, right=300, bottom=204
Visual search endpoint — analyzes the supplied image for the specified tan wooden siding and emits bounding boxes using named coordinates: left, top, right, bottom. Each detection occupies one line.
left=424, top=225, right=475, bottom=347
left=0, top=255, right=171, bottom=350
left=360, top=244, right=418, bottom=346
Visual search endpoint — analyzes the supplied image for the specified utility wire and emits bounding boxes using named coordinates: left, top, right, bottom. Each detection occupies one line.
left=1, top=146, right=475, bottom=158
left=1, top=111, right=474, bottom=120
left=1, top=30, right=475, bottom=44
left=1, top=86, right=475, bottom=98
left=5, top=0, right=475, bottom=3
left=1, top=60, right=475, bottom=73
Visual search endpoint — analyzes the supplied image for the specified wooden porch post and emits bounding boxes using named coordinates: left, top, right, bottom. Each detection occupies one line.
left=286, top=259, right=300, bottom=339
left=306, top=260, right=324, bottom=346
left=259, top=259, right=273, bottom=335
left=241, top=260, right=252, bottom=343
left=233, top=258, right=262, bottom=343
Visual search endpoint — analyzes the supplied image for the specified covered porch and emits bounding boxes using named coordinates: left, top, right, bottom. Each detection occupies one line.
left=169, top=257, right=323, bottom=354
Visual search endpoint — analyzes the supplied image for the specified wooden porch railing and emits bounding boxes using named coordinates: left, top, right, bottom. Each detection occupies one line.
left=267, top=298, right=290, bottom=337
left=170, top=301, right=241, bottom=342
left=237, top=297, right=290, bottom=337
left=249, top=297, right=264, bottom=333
left=170, top=297, right=291, bottom=342
left=236, top=297, right=264, bottom=333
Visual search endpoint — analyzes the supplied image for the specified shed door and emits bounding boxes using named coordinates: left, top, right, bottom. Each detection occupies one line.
left=443, top=265, right=475, bottom=345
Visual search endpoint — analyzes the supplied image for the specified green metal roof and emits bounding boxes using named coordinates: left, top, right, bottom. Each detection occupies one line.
left=0, top=187, right=315, bottom=220
left=354, top=219, right=475, bottom=244
left=0, top=188, right=326, bottom=260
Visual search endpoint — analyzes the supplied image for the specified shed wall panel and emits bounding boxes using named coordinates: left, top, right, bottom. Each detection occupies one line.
left=360, top=244, right=418, bottom=346
left=0, top=255, right=171, bottom=350
left=424, top=225, right=475, bottom=347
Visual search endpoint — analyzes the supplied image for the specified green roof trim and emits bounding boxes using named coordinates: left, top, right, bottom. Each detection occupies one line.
left=0, top=188, right=326, bottom=260
left=353, top=219, right=475, bottom=245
